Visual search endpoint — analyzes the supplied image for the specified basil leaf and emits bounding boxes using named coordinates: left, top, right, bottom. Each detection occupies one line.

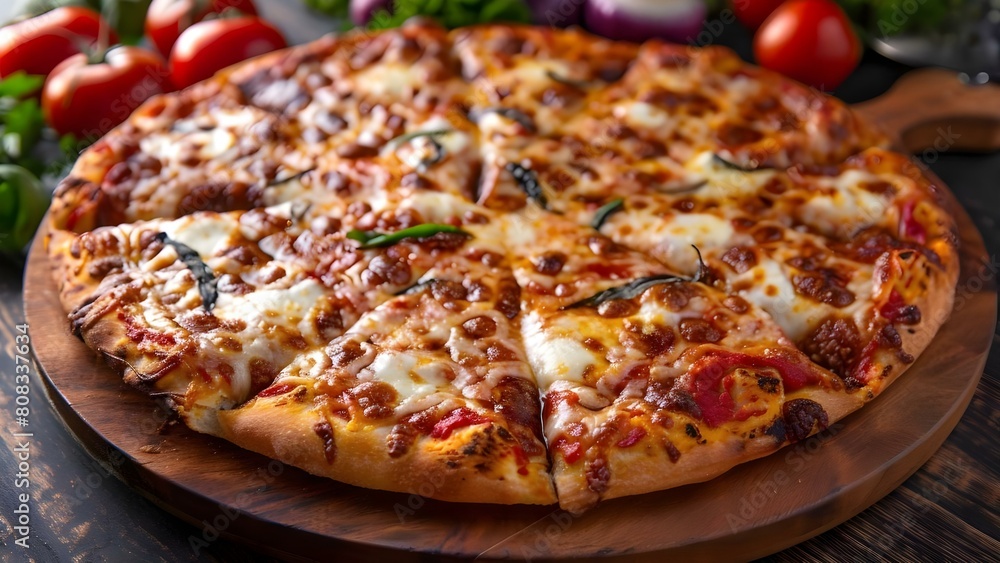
left=349, top=224, right=471, bottom=249
left=266, top=168, right=314, bottom=188
left=368, top=0, right=532, bottom=30
left=389, top=129, right=452, bottom=147
left=545, top=70, right=591, bottom=89
left=562, top=274, right=690, bottom=310
left=591, top=198, right=624, bottom=230
left=155, top=233, right=219, bottom=311
left=470, top=107, right=536, bottom=132
left=562, top=246, right=709, bottom=310
left=301, top=0, right=349, bottom=17
left=505, top=162, right=548, bottom=210
left=346, top=229, right=380, bottom=244
left=388, top=129, right=451, bottom=170
left=712, top=153, right=770, bottom=172
left=395, top=278, right=438, bottom=296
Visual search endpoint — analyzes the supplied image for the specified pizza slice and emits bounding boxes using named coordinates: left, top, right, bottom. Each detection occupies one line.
left=216, top=224, right=556, bottom=504
left=48, top=191, right=496, bottom=435
left=49, top=23, right=480, bottom=235
left=499, top=211, right=855, bottom=512
left=48, top=207, right=354, bottom=435
left=582, top=147, right=959, bottom=396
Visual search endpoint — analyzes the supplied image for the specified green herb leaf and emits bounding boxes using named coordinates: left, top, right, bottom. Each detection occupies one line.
left=562, top=274, right=691, bottom=310
left=368, top=0, right=532, bottom=30
left=0, top=72, right=44, bottom=99
left=545, top=70, right=591, bottom=90
left=395, top=278, right=438, bottom=296
left=155, top=232, right=219, bottom=311
left=562, top=246, right=709, bottom=309
left=470, top=107, right=536, bottom=132
left=266, top=168, right=314, bottom=188
left=591, top=198, right=624, bottom=230
left=349, top=224, right=471, bottom=249
left=346, top=229, right=380, bottom=244
left=388, top=129, right=453, bottom=147
left=711, top=153, right=770, bottom=172
left=388, top=129, right=451, bottom=170
left=505, top=162, right=549, bottom=210
left=301, top=0, right=350, bottom=18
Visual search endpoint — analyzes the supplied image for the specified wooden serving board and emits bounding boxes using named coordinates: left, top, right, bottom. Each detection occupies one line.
left=24, top=72, right=998, bottom=561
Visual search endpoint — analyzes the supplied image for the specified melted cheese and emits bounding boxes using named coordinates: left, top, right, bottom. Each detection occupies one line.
left=521, top=313, right=597, bottom=389
left=362, top=351, right=454, bottom=416
left=615, top=101, right=675, bottom=131
left=353, top=63, right=422, bottom=98
left=162, top=215, right=238, bottom=259
left=736, top=257, right=822, bottom=341
left=799, top=170, right=890, bottom=237
left=216, top=279, right=326, bottom=332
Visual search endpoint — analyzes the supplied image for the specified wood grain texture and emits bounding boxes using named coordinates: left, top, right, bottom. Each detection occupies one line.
left=19, top=167, right=995, bottom=561
left=853, top=68, right=1000, bottom=153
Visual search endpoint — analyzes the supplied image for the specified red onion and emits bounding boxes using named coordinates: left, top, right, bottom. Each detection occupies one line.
left=527, top=0, right=585, bottom=27
left=351, top=0, right=392, bottom=27
left=584, top=0, right=707, bottom=43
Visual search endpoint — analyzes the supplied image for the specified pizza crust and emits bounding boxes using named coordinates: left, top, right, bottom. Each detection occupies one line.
left=217, top=395, right=558, bottom=505
left=554, top=387, right=865, bottom=513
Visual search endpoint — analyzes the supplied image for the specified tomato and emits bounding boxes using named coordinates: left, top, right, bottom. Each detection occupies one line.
left=42, top=46, right=170, bottom=138
left=0, top=6, right=118, bottom=79
left=753, top=0, right=861, bottom=90
left=145, top=0, right=258, bottom=57
left=730, top=0, right=786, bottom=30
left=168, top=16, right=286, bottom=89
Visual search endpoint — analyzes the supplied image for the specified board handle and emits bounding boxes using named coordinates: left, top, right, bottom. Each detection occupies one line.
left=853, top=68, right=1000, bottom=154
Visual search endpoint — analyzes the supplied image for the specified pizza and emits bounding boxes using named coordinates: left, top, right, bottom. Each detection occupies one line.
left=45, top=22, right=959, bottom=513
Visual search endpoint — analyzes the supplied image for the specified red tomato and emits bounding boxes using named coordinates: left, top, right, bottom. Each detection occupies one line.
left=731, top=0, right=786, bottom=30
left=42, top=46, right=169, bottom=138
left=0, top=6, right=118, bottom=79
left=753, top=0, right=861, bottom=90
left=168, top=16, right=286, bottom=89
left=145, top=0, right=259, bottom=57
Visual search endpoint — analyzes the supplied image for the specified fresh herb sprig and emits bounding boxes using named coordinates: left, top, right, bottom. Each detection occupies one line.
left=388, top=129, right=452, bottom=170
left=347, top=223, right=471, bottom=249
left=505, top=162, right=549, bottom=210
left=155, top=233, right=219, bottom=311
left=368, top=0, right=533, bottom=30
left=591, top=198, right=624, bottom=230
left=562, top=246, right=709, bottom=310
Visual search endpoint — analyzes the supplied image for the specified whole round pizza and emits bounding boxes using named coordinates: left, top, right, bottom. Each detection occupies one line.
left=45, top=22, right=959, bottom=513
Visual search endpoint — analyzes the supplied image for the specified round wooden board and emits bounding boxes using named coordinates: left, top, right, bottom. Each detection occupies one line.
left=25, top=192, right=994, bottom=562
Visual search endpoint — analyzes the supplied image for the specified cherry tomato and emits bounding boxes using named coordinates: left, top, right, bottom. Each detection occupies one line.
left=0, top=6, right=118, bottom=79
left=145, top=0, right=259, bottom=57
left=730, top=0, right=786, bottom=30
left=42, top=46, right=170, bottom=138
left=168, top=16, right=286, bottom=89
left=753, top=0, right=861, bottom=90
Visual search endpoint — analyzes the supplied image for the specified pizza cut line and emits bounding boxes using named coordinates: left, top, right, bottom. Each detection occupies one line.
left=46, top=22, right=959, bottom=513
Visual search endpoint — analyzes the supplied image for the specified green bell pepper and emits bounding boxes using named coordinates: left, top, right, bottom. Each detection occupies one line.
left=0, top=164, right=49, bottom=254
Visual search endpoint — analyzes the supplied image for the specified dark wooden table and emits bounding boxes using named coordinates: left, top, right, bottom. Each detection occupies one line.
left=1, top=3, right=998, bottom=561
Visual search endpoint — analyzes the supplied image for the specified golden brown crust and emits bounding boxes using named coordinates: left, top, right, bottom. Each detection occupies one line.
left=218, top=395, right=557, bottom=505
left=553, top=387, right=865, bottom=513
